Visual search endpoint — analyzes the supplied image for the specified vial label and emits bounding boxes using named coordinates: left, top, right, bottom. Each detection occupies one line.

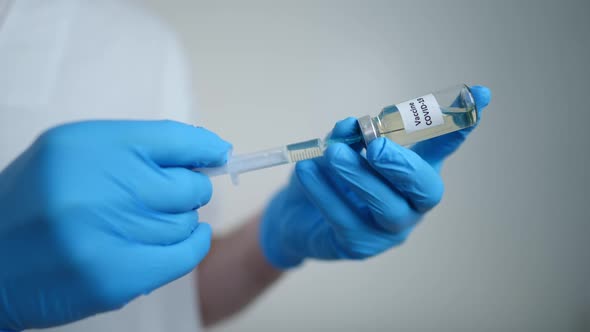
left=396, top=94, right=444, bottom=134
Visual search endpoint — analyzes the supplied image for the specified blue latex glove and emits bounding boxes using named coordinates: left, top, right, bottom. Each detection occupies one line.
left=0, top=120, right=231, bottom=331
left=261, top=86, right=491, bottom=269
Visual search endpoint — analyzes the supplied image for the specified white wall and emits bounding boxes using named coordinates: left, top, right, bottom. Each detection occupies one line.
left=144, top=0, right=590, bottom=331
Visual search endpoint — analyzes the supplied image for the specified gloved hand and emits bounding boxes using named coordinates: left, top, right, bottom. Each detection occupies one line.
left=0, top=120, right=231, bottom=331
left=260, top=86, right=491, bottom=269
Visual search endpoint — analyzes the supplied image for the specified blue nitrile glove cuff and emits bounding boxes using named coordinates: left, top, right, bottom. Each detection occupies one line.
left=260, top=188, right=305, bottom=269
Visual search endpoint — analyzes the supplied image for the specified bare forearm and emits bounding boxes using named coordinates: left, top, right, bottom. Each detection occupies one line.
left=197, top=214, right=283, bottom=327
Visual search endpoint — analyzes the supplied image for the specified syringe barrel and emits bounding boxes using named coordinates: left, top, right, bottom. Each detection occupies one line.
left=195, top=146, right=290, bottom=185
left=227, top=147, right=290, bottom=176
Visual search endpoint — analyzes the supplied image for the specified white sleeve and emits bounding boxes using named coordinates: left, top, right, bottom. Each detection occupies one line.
left=158, top=27, right=199, bottom=124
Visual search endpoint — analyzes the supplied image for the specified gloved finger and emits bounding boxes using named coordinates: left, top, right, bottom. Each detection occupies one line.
left=323, top=143, right=421, bottom=233
left=100, top=222, right=212, bottom=307
left=295, top=160, right=374, bottom=234
left=411, top=85, right=491, bottom=169
left=126, top=120, right=232, bottom=168
left=117, top=209, right=200, bottom=245
left=138, top=167, right=213, bottom=214
left=300, top=224, right=346, bottom=260
left=145, top=222, right=212, bottom=286
left=312, top=156, right=367, bottom=212
left=366, top=138, right=444, bottom=213
left=326, top=117, right=364, bottom=152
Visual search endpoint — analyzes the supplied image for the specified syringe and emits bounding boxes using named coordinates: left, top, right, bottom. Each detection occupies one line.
left=196, top=84, right=480, bottom=184
left=196, top=135, right=362, bottom=184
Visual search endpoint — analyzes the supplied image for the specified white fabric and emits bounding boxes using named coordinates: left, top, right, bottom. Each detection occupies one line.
left=0, top=1, right=12, bottom=29
left=0, top=0, right=202, bottom=331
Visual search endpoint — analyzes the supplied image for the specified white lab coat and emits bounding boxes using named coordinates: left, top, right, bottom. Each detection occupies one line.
left=0, top=0, right=202, bottom=330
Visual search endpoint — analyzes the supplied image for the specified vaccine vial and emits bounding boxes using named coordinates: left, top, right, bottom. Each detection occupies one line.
left=357, top=84, right=478, bottom=147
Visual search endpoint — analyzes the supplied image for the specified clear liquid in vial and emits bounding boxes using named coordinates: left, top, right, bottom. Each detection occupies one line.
left=375, top=103, right=477, bottom=146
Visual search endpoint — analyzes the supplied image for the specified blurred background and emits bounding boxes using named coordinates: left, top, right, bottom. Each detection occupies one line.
left=143, top=0, right=589, bottom=331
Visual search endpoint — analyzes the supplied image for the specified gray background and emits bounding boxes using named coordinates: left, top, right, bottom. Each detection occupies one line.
left=144, top=0, right=590, bottom=331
